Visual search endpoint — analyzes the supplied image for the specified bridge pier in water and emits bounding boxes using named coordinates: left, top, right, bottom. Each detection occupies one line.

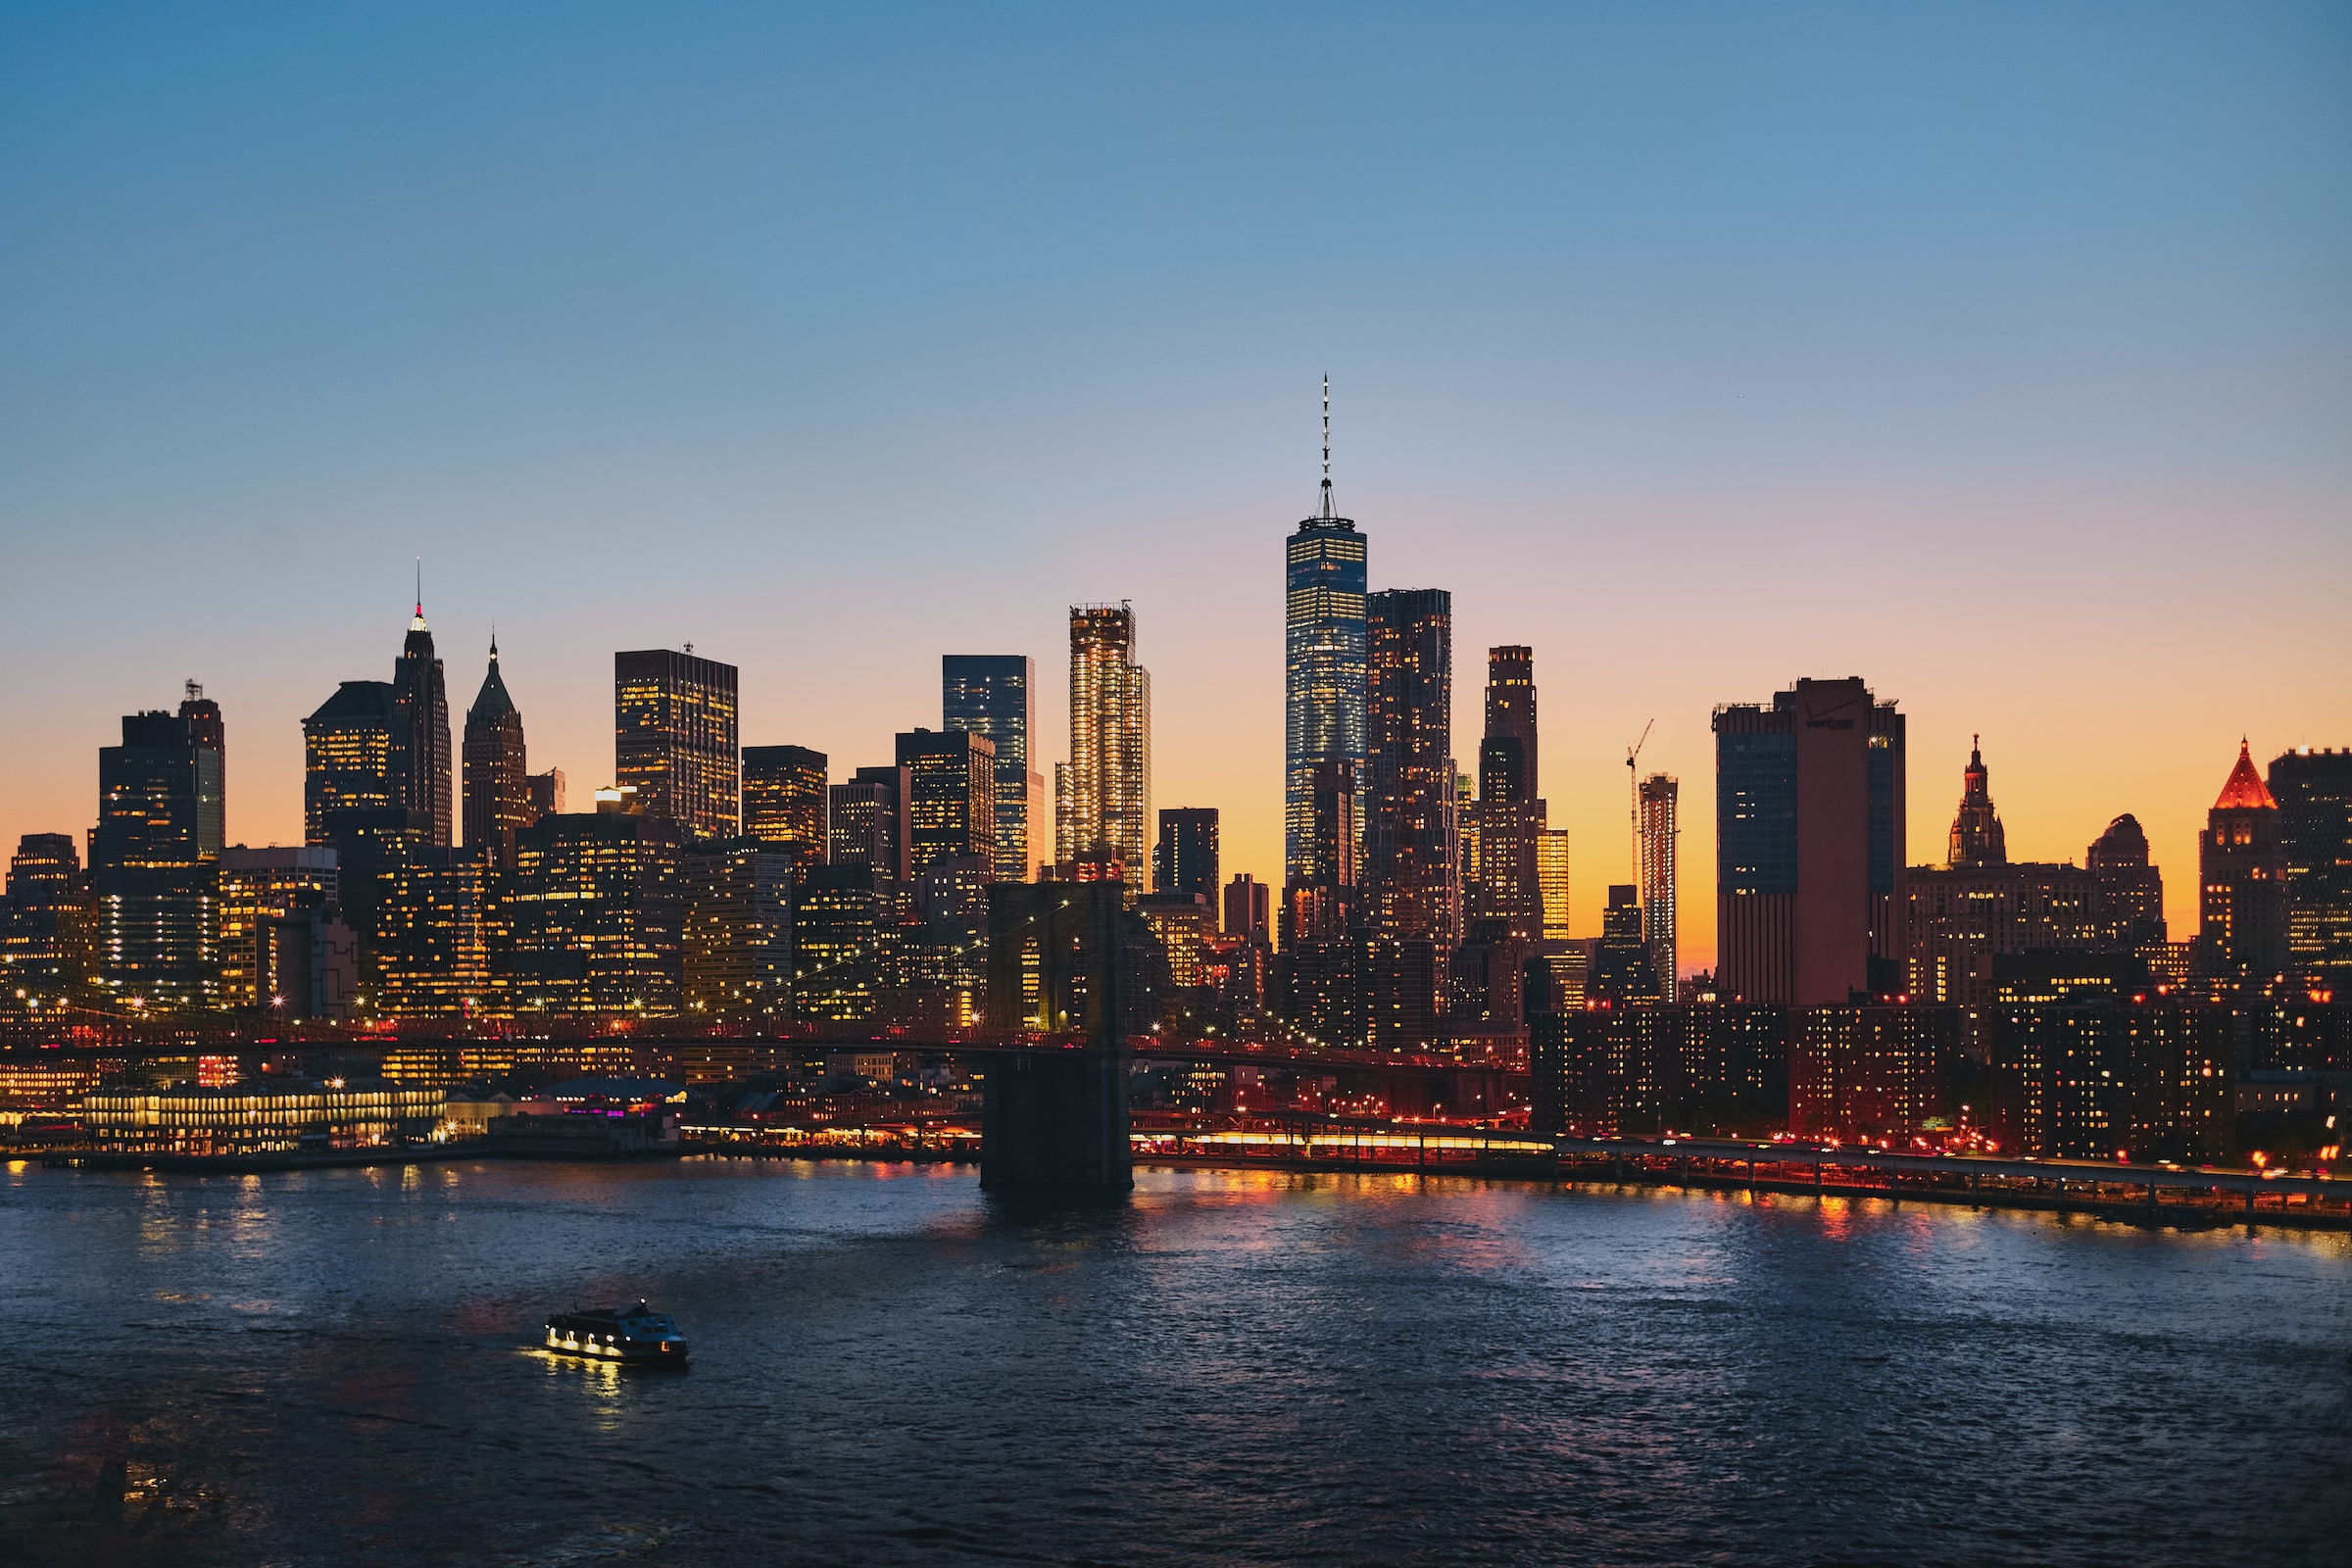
left=978, top=880, right=1138, bottom=1192
left=980, top=1046, right=1131, bottom=1190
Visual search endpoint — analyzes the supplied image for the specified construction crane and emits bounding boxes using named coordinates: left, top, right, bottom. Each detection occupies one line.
left=1626, top=718, right=1654, bottom=889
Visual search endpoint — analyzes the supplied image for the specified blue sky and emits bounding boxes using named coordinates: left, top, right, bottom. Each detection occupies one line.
left=4, top=2, right=2348, bottom=963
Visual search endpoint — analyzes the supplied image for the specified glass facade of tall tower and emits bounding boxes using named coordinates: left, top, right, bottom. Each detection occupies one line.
left=1056, top=605, right=1151, bottom=878
left=1285, top=493, right=1366, bottom=893
left=943, top=655, right=1045, bottom=883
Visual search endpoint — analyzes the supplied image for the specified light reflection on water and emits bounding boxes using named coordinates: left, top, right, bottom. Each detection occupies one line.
left=0, top=1157, right=2346, bottom=1566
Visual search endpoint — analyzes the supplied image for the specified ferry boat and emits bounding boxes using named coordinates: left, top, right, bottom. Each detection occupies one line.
left=544, top=1300, right=690, bottom=1365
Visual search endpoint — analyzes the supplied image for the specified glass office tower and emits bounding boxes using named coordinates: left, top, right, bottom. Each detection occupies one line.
left=1285, top=475, right=1366, bottom=895
left=943, top=655, right=1045, bottom=883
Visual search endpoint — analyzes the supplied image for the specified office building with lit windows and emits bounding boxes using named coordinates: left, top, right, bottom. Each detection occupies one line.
left=4, top=833, right=96, bottom=998
left=615, top=648, right=740, bottom=839
left=944, top=655, right=1046, bottom=883
left=792, top=864, right=886, bottom=1022
left=830, top=765, right=911, bottom=884
left=215, top=847, right=338, bottom=1014
left=2269, top=746, right=2352, bottom=982
left=682, top=843, right=794, bottom=1017
left=1538, top=828, right=1572, bottom=946
left=897, top=729, right=998, bottom=876
left=372, top=845, right=491, bottom=1016
left=2200, top=741, right=2287, bottom=978
left=1713, top=677, right=1906, bottom=1004
left=743, top=745, right=829, bottom=872
left=93, top=706, right=225, bottom=1009
left=506, top=808, right=687, bottom=1015
left=1057, top=605, right=1151, bottom=881
left=305, top=681, right=400, bottom=844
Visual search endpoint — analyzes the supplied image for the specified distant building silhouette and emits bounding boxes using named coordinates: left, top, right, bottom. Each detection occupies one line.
left=1153, top=808, right=1219, bottom=901
left=393, top=601, right=453, bottom=847
left=1364, top=588, right=1459, bottom=950
left=462, top=637, right=530, bottom=865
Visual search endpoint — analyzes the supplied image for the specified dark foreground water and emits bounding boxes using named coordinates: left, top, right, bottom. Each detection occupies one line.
left=1, top=1158, right=2346, bottom=1567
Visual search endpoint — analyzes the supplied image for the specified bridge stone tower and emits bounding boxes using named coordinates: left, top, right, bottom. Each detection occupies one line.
left=981, top=880, right=1139, bottom=1189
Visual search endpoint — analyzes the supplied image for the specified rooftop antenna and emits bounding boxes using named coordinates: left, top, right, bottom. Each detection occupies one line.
left=1318, top=373, right=1334, bottom=519
left=1627, top=717, right=1655, bottom=886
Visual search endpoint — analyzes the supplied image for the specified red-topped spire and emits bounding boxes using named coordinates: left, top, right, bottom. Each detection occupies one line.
left=2213, top=738, right=2277, bottom=811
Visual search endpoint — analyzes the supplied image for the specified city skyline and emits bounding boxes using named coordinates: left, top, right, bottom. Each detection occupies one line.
left=11, top=571, right=2348, bottom=977
left=4, top=7, right=2349, bottom=973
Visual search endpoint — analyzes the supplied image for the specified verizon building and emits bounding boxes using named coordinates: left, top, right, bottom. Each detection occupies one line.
left=1713, top=677, right=1906, bottom=1004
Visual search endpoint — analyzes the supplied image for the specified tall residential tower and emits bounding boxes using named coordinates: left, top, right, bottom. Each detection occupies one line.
left=1055, top=605, right=1151, bottom=877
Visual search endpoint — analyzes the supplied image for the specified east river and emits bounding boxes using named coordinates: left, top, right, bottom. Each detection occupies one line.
left=1, top=1157, right=2346, bottom=1566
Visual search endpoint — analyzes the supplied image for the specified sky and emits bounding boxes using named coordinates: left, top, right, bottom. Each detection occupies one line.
left=3, top=2, right=2348, bottom=973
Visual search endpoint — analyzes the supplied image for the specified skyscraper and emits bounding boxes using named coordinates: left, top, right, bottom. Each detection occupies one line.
left=462, top=637, right=530, bottom=864
left=944, top=655, right=1046, bottom=883
left=1364, top=588, right=1459, bottom=948
left=304, top=681, right=399, bottom=844
left=1469, top=646, right=1544, bottom=940
left=392, top=600, right=454, bottom=847
left=1639, top=772, right=1678, bottom=998
left=1713, top=677, right=1907, bottom=1004
left=2268, top=747, right=2352, bottom=983
left=615, top=648, right=740, bottom=839
left=1153, top=808, right=1219, bottom=901
left=2199, top=740, right=2287, bottom=978
left=1285, top=381, right=1367, bottom=892
left=93, top=707, right=225, bottom=1007
left=1057, top=604, right=1151, bottom=877
left=743, top=745, right=829, bottom=871
left=178, top=681, right=224, bottom=843
left=897, top=729, right=999, bottom=876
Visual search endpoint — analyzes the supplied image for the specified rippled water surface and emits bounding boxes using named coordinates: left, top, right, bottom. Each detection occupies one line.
left=2, top=1156, right=2346, bottom=1566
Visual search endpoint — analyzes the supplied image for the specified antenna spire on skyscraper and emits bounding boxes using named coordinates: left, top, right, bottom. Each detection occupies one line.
left=1318, top=374, right=1335, bottom=519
